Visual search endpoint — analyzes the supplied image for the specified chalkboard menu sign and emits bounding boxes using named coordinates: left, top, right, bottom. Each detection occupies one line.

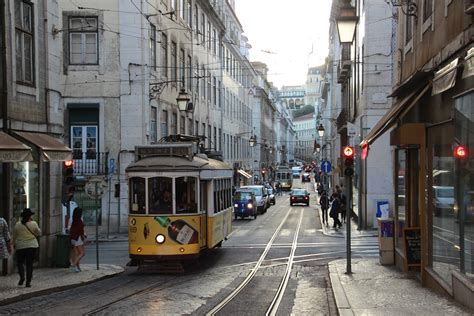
left=403, top=227, right=421, bottom=269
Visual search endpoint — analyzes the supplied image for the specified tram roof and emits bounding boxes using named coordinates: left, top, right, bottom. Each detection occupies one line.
left=125, top=154, right=231, bottom=172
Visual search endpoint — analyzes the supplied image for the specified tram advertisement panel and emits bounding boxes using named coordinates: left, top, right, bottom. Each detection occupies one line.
left=208, top=208, right=232, bottom=247
left=129, top=215, right=201, bottom=255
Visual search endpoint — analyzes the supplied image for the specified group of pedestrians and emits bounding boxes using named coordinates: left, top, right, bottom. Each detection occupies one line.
left=0, top=206, right=87, bottom=288
left=318, top=185, right=346, bottom=229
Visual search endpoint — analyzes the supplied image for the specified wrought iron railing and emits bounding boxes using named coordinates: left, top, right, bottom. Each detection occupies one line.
left=72, top=151, right=109, bottom=176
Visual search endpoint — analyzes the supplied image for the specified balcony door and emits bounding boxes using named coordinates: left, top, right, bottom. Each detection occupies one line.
left=71, top=125, right=98, bottom=174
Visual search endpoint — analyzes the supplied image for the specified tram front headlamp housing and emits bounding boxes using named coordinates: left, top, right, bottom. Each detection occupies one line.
left=234, top=203, right=239, bottom=208
left=247, top=203, right=253, bottom=209
left=155, top=234, right=166, bottom=244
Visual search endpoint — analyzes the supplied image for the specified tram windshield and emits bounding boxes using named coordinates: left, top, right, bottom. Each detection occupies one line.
left=175, top=176, right=197, bottom=214
left=149, top=177, right=173, bottom=214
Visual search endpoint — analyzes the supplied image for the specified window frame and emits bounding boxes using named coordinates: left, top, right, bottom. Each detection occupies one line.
left=68, top=16, right=99, bottom=65
left=149, top=23, right=157, bottom=70
left=421, top=0, right=434, bottom=36
left=15, top=0, right=35, bottom=85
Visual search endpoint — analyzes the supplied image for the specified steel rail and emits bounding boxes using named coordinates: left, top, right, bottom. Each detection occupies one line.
left=205, top=206, right=294, bottom=316
left=266, top=210, right=304, bottom=316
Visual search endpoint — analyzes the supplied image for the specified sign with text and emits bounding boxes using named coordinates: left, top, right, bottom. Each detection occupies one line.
left=403, top=227, right=421, bottom=270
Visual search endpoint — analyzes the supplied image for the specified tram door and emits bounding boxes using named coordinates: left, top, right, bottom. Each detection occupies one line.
left=200, top=180, right=208, bottom=247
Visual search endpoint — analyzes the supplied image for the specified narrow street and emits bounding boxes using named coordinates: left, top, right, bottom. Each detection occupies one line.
left=0, top=180, right=378, bottom=315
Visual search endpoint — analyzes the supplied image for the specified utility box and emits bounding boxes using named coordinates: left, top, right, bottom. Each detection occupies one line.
left=378, top=218, right=394, bottom=265
left=54, top=234, right=71, bottom=268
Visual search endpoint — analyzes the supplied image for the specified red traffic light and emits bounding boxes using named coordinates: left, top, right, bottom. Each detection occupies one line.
left=343, top=146, right=355, bottom=158
left=454, top=146, right=468, bottom=159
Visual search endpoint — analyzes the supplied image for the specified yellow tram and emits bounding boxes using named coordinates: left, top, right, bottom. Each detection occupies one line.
left=126, top=137, right=233, bottom=266
left=276, top=165, right=292, bottom=190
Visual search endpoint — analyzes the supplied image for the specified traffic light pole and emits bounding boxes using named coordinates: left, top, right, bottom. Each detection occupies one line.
left=345, top=174, right=352, bottom=274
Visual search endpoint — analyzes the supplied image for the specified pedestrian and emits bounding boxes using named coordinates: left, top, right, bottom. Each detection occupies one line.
left=337, top=187, right=347, bottom=223
left=319, top=190, right=330, bottom=226
left=70, top=207, right=86, bottom=272
left=329, top=195, right=343, bottom=229
left=317, top=183, right=323, bottom=195
left=0, top=216, right=13, bottom=262
left=13, top=208, right=41, bottom=287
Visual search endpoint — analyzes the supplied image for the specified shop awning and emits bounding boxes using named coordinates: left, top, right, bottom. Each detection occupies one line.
left=432, top=58, right=459, bottom=95
left=237, top=169, right=252, bottom=179
left=14, top=132, right=72, bottom=161
left=462, top=47, right=474, bottom=79
left=360, top=83, right=432, bottom=148
left=0, top=131, right=33, bottom=162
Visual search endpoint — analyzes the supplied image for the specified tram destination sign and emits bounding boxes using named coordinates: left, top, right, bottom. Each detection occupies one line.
left=136, top=143, right=195, bottom=160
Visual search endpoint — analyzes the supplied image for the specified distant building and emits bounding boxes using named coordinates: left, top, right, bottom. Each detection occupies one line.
left=293, top=113, right=316, bottom=163
left=279, top=86, right=305, bottom=109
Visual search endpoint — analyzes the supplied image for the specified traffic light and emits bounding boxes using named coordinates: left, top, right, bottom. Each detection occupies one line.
left=342, top=146, right=355, bottom=177
left=454, top=145, right=468, bottom=159
left=62, top=160, right=75, bottom=203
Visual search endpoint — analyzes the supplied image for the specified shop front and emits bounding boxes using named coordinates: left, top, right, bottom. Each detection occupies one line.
left=360, top=50, right=474, bottom=308
left=0, top=131, right=71, bottom=273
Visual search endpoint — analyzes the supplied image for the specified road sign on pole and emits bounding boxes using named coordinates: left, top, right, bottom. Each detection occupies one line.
left=321, top=160, right=332, bottom=173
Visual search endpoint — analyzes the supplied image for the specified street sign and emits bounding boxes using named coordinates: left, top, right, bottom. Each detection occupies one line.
left=109, top=158, right=116, bottom=175
left=85, top=177, right=108, bottom=199
left=321, top=160, right=332, bottom=173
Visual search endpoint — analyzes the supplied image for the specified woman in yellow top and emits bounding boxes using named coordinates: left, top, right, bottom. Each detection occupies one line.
left=13, top=208, right=41, bottom=287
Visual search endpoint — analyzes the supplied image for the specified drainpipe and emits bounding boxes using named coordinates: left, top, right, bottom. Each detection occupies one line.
left=1, top=0, right=7, bottom=132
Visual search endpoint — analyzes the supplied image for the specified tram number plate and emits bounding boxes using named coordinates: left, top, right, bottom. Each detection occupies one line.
left=130, top=227, right=137, bottom=233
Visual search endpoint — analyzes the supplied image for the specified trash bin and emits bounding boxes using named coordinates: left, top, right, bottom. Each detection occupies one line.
left=54, top=234, right=71, bottom=268
left=378, top=218, right=394, bottom=265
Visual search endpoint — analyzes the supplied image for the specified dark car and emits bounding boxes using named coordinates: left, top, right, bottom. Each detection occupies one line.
left=301, top=173, right=311, bottom=182
left=233, top=190, right=258, bottom=219
left=290, top=188, right=310, bottom=206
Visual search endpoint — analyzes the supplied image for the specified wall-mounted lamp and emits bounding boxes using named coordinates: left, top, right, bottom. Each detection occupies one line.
left=336, top=0, right=359, bottom=44
left=317, top=124, right=326, bottom=138
left=176, top=88, right=193, bottom=113
left=387, top=0, right=417, bottom=17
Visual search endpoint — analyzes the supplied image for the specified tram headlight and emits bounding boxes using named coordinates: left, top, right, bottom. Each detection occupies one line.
left=234, top=203, right=239, bottom=208
left=155, top=234, right=166, bottom=244
left=247, top=203, right=253, bottom=209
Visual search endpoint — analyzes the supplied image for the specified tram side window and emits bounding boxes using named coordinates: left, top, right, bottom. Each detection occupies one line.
left=149, top=177, right=173, bottom=214
left=130, top=177, right=146, bottom=214
left=176, top=176, right=197, bottom=214
left=226, top=179, right=231, bottom=208
left=214, top=179, right=220, bottom=213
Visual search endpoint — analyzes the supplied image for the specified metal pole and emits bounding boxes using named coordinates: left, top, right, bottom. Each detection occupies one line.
left=95, top=181, right=99, bottom=270
left=345, top=174, right=352, bottom=274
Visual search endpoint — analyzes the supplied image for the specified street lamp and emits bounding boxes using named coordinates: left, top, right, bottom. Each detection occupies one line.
left=176, top=88, right=192, bottom=112
left=336, top=0, right=359, bottom=44
left=317, top=123, right=325, bottom=138
left=336, top=0, right=358, bottom=276
left=315, top=142, right=321, bottom=153
left=249, top=135, right=257, bottom=147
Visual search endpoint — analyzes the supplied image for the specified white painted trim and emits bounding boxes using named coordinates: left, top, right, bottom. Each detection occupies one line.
left=445, top=0, right=454, bottom=17
left=421, top=0, right=433, bottom=37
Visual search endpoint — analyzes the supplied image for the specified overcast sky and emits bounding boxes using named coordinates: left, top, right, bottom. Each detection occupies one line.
left=235, top=0, right=332, bottom=88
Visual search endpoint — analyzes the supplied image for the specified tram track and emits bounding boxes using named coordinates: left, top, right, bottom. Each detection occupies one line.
left=206, top=206, right=304, bottom=316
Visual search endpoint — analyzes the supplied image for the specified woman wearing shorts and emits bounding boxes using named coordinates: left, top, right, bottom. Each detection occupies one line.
left=70, top=207, right=86, bottom=272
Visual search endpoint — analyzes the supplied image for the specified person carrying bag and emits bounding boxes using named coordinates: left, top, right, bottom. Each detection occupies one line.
left=13, top=208, right=41, bottom=287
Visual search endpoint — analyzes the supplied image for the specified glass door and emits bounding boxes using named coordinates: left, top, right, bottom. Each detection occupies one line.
left=71, top=126, right=98, bottom=174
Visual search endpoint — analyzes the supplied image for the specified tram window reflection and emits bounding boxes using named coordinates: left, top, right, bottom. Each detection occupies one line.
left=130, top=177, right=146, bottom=214
left=149, top=177, right=173, bottom=214
left=176, top=176, right=197, bottom=214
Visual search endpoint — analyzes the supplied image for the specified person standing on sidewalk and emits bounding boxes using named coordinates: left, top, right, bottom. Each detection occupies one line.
left=337, top=187, right=347, bottom=223
left=319, top=190, right=330, bottom=226
left=13, top=208, right=41, bottom=287
left=70, top=207, right=86, bottom=272
left=329, top=195, right=343, bottom=229
left=0, top=217, right=13, bottom=261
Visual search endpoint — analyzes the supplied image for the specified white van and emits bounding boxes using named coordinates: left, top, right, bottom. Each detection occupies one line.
left=291, top=166, right=302, bottom=178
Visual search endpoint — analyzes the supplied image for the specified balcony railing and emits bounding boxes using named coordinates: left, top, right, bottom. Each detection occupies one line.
left=72, top=151, right=109, bottom=176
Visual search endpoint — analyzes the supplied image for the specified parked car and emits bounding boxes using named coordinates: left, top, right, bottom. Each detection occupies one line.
left=240, top=185, right=269, bottom=214
left=292, top=166, right=302, bottom=178
left=267, top=188, right=276, bottom=205
left=432, top=186, right=454, bottom=217
left=233, top=190, right=258, bottom=220
left=301, top=173, right=311, bottom=182
left=290, top=188, right=310, bottom=206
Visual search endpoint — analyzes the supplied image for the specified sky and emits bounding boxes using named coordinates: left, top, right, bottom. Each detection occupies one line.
left=235, top=0, right=332, bottom=88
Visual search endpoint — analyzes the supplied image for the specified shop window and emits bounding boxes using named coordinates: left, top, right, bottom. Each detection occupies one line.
left=454, top=92, right=474, bottom=280
left=395, top=150, right=407, bottom=250
left=129, top=177, right=146, bottom=214
left=12, top=161, right=39, bottom=221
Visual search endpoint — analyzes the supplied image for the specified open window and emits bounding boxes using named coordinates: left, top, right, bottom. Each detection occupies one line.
left=129, top=177, right=146, bottom=214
